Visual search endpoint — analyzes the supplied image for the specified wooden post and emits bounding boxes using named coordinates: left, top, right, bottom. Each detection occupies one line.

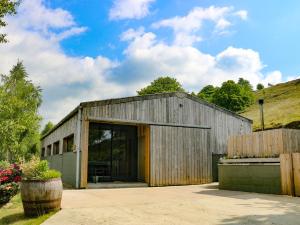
left=292, top=153, right=300, bottom=197
left=80, top=119, right=89, bottom=188
left=280, top=153, right=295, bottom=196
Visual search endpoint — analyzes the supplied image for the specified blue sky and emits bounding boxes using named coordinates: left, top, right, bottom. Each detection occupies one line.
left=0, top=0, right=299, bottom=124
left=51, top=0, right=300, bottom=76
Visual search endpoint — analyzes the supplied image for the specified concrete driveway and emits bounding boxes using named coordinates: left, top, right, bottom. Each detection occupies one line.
left=43, top=183, right=300, bottom=225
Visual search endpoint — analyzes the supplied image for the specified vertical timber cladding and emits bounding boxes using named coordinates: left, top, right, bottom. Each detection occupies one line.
left=80, top=118, right=89, bottom=188
left=150, top=125, right=211, bottom=186
left=137, top=125, right=150, bottom=183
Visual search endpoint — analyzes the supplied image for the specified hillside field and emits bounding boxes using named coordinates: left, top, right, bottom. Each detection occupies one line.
left=241, top=79, right=300, bottom=131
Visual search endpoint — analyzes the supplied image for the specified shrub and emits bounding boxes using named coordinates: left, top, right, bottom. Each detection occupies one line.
left=0, top=162, right=22, bottom=206
left=21, top=157, right=61, bottom=180
left=41, top=170, right=61, bottom=180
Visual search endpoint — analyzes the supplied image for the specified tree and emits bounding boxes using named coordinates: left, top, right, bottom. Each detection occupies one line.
left=238, top=77, right=253, bottom=91
left=0, top=0, right=19, bottom=43
left=137, top=76, right=185, bottom=96
left=256, top=83, right=264, bottom=90
left=212, top=80, right=253, bottom=112
left=197, top=85, right=217, bottom=103
left=41, top=122, right=54, bottom=136
left=0, top=62, right=42, bottom=161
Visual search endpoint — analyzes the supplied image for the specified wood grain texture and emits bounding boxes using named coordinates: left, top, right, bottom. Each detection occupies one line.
left=280, top=154, right=295, bottom=196
left=80, top=119, right=89, bottom=188
left=81, top=94, right=251, bottom=154
left=41, top=114, right=78, bottom=155
left=149, top=125, right=211, bottom=186
left=292, top=153, right=300, bottom=197
left=228, top=129, right=300, bottom=158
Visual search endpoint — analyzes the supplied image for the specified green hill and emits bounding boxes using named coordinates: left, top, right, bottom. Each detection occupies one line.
left=241, top=78, right=300, bottom=131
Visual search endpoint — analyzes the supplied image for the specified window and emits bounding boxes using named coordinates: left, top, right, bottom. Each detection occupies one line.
left=53, top=141, right=60, bottom=155
left=63, top=134, right=74, bottom=152
left=47, top=145, right=52, bottom=156
left=41, top=147, right=45, bottom=157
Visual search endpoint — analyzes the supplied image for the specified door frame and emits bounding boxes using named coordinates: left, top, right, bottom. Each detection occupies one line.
left=80, top=119, right=150, bottom=188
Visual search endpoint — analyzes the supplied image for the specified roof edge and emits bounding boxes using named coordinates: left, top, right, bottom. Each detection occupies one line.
left=41, top=91, right=252, bottom=140
left=41, top=105, right=80, bottom=140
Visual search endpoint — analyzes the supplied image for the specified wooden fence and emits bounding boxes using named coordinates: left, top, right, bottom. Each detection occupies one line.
left=228, top=129, right=300, bottom=158
left=280, top=153, right=300, bottom=196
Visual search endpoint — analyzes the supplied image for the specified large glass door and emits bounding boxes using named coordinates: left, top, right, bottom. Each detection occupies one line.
left=88, top=123, right=137, bottom=182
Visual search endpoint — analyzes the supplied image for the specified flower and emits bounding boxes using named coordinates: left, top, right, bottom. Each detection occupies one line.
left=13, top=176, right=21, bottom=183
left=0, top=176, right=9, bottom=183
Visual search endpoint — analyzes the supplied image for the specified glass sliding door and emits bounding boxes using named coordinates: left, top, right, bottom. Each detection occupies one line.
left=88, top=124, right=112, bottom=182
left=88, top=123, right=137, bottom=183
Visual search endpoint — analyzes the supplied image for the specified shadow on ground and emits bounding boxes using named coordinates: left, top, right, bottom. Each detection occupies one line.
left=196, top=184, right=300, bottom=225
left=0, top=212, right=24, bottom=225
left=220, top=212, right=300, bottom=225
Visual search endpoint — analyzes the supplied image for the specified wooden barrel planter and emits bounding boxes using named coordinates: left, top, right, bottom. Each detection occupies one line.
left=20, top=178, right=62, bottom=217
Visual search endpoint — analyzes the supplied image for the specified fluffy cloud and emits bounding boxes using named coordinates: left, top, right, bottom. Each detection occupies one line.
left=109, top=0, right=155, bottom=20
left=152, top=6, right=247, bottom=46
left=117, top=28, right=286, bottom=91
left=0, top=0, right=131, bottom=124
left=0, top=1, right=289, bottom=124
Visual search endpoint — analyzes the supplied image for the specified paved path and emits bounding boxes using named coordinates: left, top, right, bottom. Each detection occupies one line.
left=43, top=183, right=300, bottom=225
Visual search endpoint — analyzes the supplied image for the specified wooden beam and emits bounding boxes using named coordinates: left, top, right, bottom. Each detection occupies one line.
left=292, top=153, right=300, bottom=197
left=144, top=126, right=150, bottom=185
left=280, top=153, right=295, bottom=196
left=80, top=119, right=89, bottom=188
left=87, top=116, right=210, bottom=129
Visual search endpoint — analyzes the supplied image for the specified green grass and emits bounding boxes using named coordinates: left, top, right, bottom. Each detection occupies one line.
left=241, top=79, right=300, bottom=131
left=0, top=194, right=56, bottom=225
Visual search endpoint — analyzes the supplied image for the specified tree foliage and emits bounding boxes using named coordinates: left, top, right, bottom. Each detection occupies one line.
left=41, top=121, right=54, bottom=136
left=197, top=85, right=218, bottom=102
left=212, top=80, right=254, bottom=112
left=256, top=83, right=264, bottom=90
left=137, top=76, right=185, bottom=96
left=0, top=0, right=19, bottom=43
left=0, top=62, right=42, bottom=161
left=196, top=78, right=255, bottom=112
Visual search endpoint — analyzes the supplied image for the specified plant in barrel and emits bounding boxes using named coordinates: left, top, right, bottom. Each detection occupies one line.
left=21, top=157, right=62, bottom=217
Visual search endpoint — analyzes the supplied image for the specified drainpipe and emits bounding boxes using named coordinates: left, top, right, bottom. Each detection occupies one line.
left=75, top=106, right=82, bottom=188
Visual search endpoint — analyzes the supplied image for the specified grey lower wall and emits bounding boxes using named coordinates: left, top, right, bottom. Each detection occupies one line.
left=44, top=152, right=77, bottom=187
left=219, top=163, right=281, bottom=194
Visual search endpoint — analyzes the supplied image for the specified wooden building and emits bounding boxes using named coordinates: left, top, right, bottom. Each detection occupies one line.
left=41, top=92, right=252, bottom=188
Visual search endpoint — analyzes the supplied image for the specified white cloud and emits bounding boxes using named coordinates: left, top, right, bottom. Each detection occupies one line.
left=109, top=0, right=155, bottom=20
left=0, top=0, right=130, bottom=124
left=152, top=6, right=247, bottom=46
left=0, top=1, right=287, bottom=125
left=235, top=10, right=248, bottom=20
left=117, top=28, right=284, bottom=92
left=17, top=0, right=75, bottom=32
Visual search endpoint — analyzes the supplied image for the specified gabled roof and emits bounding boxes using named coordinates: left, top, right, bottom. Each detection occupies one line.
left=41, top=92, right=252, bottom=139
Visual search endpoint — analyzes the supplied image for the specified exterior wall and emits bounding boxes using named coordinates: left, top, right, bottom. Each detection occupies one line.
left=41, top=114, right=78, bottom=187
left=42, top=92, right=252, bottom=188
left=228, top=129, right=300, bottom=158
left=149, top=126, right=211, bottom=186
left=82, top=93, right=251, bottom=154
left=43, top=153, right=77, bottom=187
left=219, top=163, right=281, bottom=194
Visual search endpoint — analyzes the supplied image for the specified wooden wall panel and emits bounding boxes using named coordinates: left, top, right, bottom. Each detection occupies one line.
left=80, top=119, right=89, bottom=188
left=41, top=114, right=78, bottom=155
left=149, top=126, right=211, bottom=186
left=280, top=154, right=295, bottom=196
left=228, top=129, right=300, bottom=158
left=292, top=153, right=300, bottom=197
left=82, top=94, right=251, bottom=155
left=137, top=125, right=150, bottom=183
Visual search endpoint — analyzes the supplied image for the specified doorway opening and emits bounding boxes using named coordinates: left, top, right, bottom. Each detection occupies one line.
left=88, top=122, right=138, bottom=183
